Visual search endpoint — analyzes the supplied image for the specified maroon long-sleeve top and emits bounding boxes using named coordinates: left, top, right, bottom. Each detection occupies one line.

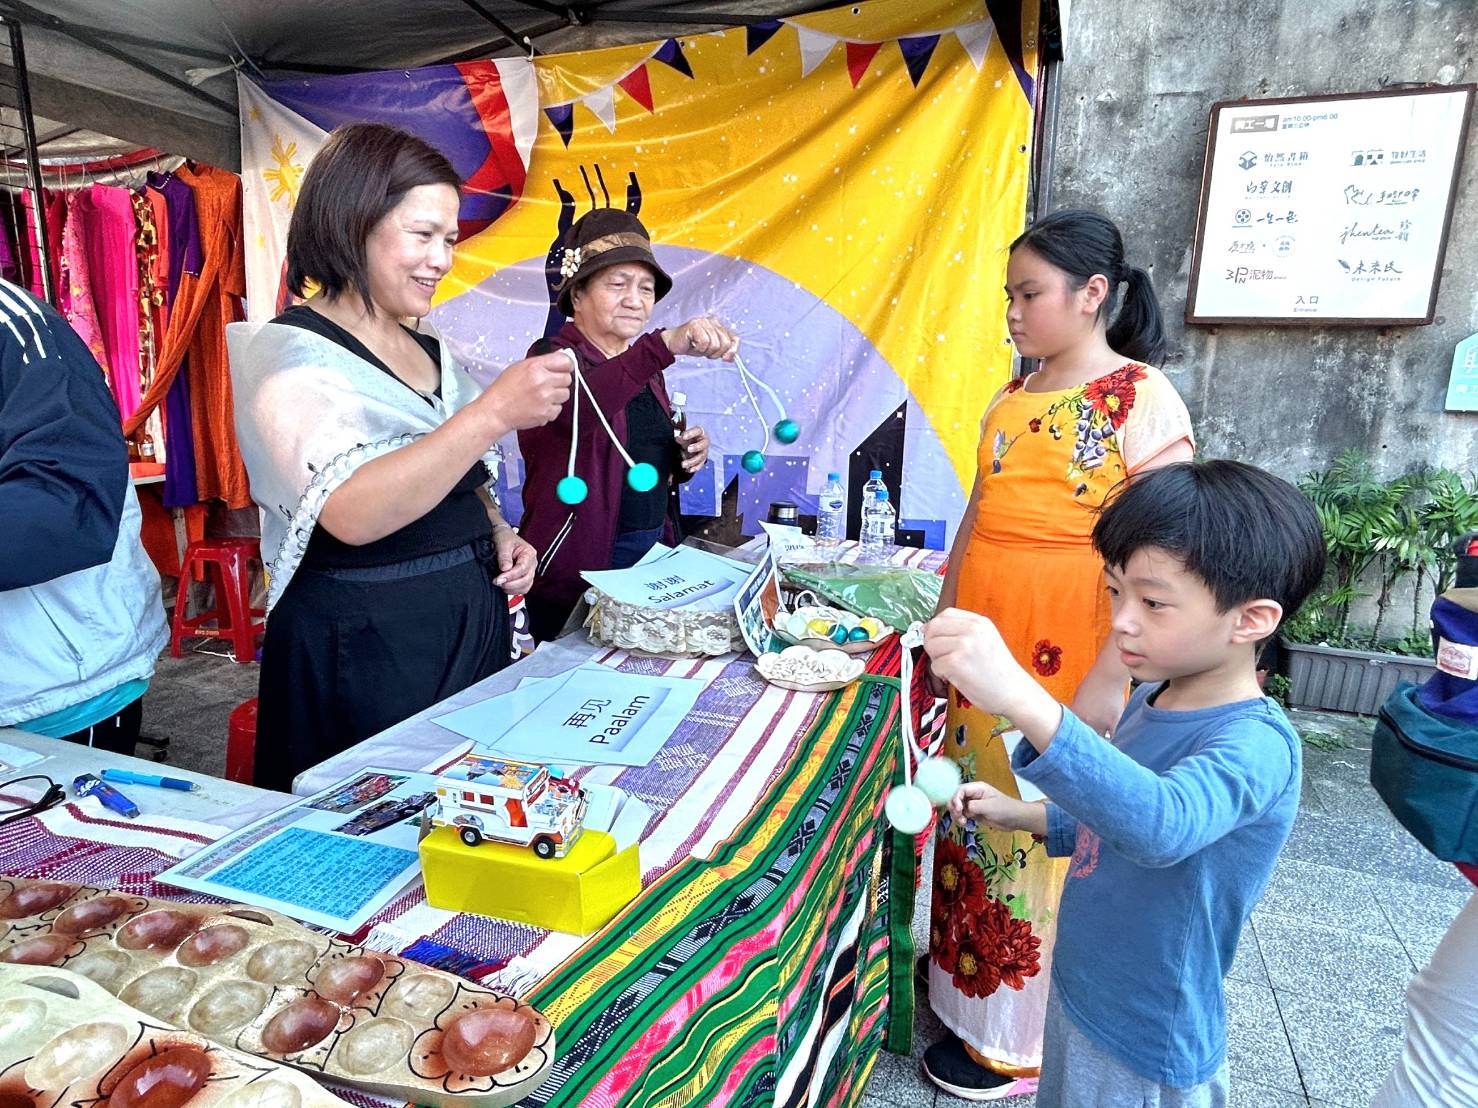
left=518, top=322, right=684, bottom=638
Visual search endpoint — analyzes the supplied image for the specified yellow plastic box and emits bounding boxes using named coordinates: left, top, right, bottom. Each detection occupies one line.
left=419, top=826, right=640, bottom=935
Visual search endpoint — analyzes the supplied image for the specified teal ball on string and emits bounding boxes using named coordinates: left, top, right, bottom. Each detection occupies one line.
left=741, top=450, right=766, bottom=474
left=627, top=462, right=659, bottom=492
left=773, top=418, right=800, bottom=445
left=556, top=476, right=588, bottom=505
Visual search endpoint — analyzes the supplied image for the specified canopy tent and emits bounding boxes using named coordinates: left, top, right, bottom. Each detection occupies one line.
left=0, top=0, right=1056, bottom=169
left=0, top=0, right=1064, bottom=548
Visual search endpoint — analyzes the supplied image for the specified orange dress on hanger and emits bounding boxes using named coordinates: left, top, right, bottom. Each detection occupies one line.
left=125, top=164, right=250, bottom=509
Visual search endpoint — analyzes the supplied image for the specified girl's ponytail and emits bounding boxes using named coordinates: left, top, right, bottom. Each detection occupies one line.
left=1011, top=210, right=1168, bottom=365
left=1107, top=265, right=1165, bottom=366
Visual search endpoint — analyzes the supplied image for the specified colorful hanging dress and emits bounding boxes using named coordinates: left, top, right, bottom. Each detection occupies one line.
left=928, top=361, right=1193, bottom=1075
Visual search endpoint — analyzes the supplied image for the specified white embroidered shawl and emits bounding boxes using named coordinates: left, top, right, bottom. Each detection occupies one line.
left=226, top=318, right=499, bottom=612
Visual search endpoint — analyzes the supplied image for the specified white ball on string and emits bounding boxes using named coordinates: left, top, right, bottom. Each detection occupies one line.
left=884, top=785, right=934, bottom=835
left=914, top=756, right=962, bottom=808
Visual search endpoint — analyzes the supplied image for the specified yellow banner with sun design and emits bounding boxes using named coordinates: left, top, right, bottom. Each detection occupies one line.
left=239, top=0, right=1036, bottom=544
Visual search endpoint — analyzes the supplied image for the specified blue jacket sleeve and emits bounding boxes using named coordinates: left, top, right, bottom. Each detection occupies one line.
left=0, top=284, right=127, bottom=589
left=1012, top=707, right=1296, bottom=869
left=1044, top=803, right=1079, bottom=857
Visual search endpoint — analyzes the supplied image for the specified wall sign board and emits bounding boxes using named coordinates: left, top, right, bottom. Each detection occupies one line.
left=1187, top=85, right=1475, bottom=326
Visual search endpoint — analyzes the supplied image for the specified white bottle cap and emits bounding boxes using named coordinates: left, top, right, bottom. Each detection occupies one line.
left=672, top=391, right=688, bottom=406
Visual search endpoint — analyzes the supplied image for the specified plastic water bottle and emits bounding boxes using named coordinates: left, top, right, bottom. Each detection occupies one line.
left=816, top=472, right=846, bottom=550
left=862, top=469, right=884, bottom=507
left=860, top=488, right=897, bottom=563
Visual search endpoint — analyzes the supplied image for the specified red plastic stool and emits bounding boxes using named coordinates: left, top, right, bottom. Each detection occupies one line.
left=226, top=697, right=257, bottom=784
left=171, top=538, right=265, bottom=663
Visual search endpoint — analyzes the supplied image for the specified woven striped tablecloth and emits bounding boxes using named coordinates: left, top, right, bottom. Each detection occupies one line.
left=1, top=546, right=945, bottom=1107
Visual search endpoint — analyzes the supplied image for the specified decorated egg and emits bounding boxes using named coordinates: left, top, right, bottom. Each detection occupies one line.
left=785, top=613, right=810, bottom=639
left=806, top=619, right=832, bottom=638
left=829, top=625, right=849, bottom=644
left=860, top=617, right=884, bottom=638
left=847, top=626, right=871, bottom=643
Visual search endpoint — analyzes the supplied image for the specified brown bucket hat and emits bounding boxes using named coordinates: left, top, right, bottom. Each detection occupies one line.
left=555, top=208, right=673, bottom=316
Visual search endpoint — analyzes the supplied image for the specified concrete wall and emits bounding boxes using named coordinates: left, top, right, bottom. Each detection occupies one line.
left=1048, top=0, right=1477, bottom=484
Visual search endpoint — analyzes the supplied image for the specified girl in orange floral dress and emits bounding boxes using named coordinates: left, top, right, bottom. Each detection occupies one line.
left=922, top=210, right=1195, bottom=1101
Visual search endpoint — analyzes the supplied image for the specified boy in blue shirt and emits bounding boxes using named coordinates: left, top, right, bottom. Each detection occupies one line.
left=925, top=460, right=1326, bottom=1106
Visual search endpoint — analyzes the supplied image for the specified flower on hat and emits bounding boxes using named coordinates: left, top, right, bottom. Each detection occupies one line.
left=558, top=247, right=584, bottom=280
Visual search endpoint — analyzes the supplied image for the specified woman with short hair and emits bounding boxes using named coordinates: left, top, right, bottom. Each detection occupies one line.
left=229, top=122, right=574, bottom=790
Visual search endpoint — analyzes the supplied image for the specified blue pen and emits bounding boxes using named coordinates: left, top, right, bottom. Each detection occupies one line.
left=100, top=769, right=199, bottom=792
left=73, top=774, right=140, bottom=819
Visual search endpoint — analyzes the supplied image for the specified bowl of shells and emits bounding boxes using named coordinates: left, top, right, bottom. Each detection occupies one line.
left=756, top=644, right=866, bottom=692
left=773, top=604, right=891, bottom=655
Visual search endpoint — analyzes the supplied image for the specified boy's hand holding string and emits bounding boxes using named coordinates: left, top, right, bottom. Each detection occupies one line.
left=925, top=606, right=1062, bottom=837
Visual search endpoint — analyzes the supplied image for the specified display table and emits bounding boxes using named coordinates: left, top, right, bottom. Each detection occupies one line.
left=0, top=727, right=290, bottom=899
left=0, top=543, right=944, bottom=1105
left=295, top=634, right=928, bottom=1105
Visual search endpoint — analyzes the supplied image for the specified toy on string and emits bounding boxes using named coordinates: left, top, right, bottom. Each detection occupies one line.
left=732, top=352, right=799, bottom=474
left=555, top=347, right=661, bottom=506
left=883, top=622, right=963, bottom=835
left=554, top=343, right=802, bottom=505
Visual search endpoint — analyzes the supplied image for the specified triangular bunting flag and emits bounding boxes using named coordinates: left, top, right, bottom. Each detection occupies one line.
left=954, top=19, right=994, bottom=71
left=795, top=25, right=837, bottom=77
left=618, top=65, right=654, bottom=111
left=985, top=0, right=1034, bottom=101
left=845, top=41, right=882, bottom=87
left=544, top=103, right=574, bottom=147
left=747, top=20, right=783, bottom=55
left=654, top=38, right=694, bottom=78
left=898, top=35, right=941, bottom=87
left=582, top=83, right=616, bottom=132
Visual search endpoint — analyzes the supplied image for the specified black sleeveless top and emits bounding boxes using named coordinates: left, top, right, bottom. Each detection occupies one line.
left=275, top=306, right=492, bottom=569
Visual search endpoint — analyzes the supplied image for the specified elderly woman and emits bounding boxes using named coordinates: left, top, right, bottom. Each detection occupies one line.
left=228, top=123, right=574, bottom=790
left=519, top=209, right=739, bottom=642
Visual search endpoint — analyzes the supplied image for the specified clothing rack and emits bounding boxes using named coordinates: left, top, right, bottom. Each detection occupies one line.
left=0, top=151, right=186, bottom=192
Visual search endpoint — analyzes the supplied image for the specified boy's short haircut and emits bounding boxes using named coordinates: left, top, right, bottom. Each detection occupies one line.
left=1092, top=460, right=1326, bottom=620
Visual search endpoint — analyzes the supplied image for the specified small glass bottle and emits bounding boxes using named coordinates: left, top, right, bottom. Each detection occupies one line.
left=670, top=391, right=688, bottom=437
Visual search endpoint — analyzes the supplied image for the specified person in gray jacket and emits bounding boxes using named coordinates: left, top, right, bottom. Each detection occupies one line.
left=0, top=278, right=167, bottom=754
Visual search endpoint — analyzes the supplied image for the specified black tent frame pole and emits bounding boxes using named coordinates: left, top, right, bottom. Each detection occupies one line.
left=4, top=16, right=52, bottom=303
left=455, top=0, right=544, bottom=54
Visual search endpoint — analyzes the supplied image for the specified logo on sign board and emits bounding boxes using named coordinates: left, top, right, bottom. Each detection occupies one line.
left=1234, top=208, right=1252, bottom=225
left=1275, top=235, right=1295, bottom=257
left=1352, top=149, right=1385, bottom=167
left=1231, top=114, right=1279, bottom=134
left=1238, top=150, right=1258, bottom=171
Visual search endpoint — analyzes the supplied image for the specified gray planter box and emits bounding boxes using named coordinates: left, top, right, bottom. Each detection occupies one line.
left=1282, top=639, right=1438, bottom=716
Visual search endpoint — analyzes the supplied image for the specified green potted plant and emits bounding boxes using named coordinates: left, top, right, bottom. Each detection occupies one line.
left=1278, top=452, right=1466, bottom=715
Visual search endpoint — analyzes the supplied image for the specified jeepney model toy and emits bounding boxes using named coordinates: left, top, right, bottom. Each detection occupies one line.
left=431, top=753, right=588, bottom=859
